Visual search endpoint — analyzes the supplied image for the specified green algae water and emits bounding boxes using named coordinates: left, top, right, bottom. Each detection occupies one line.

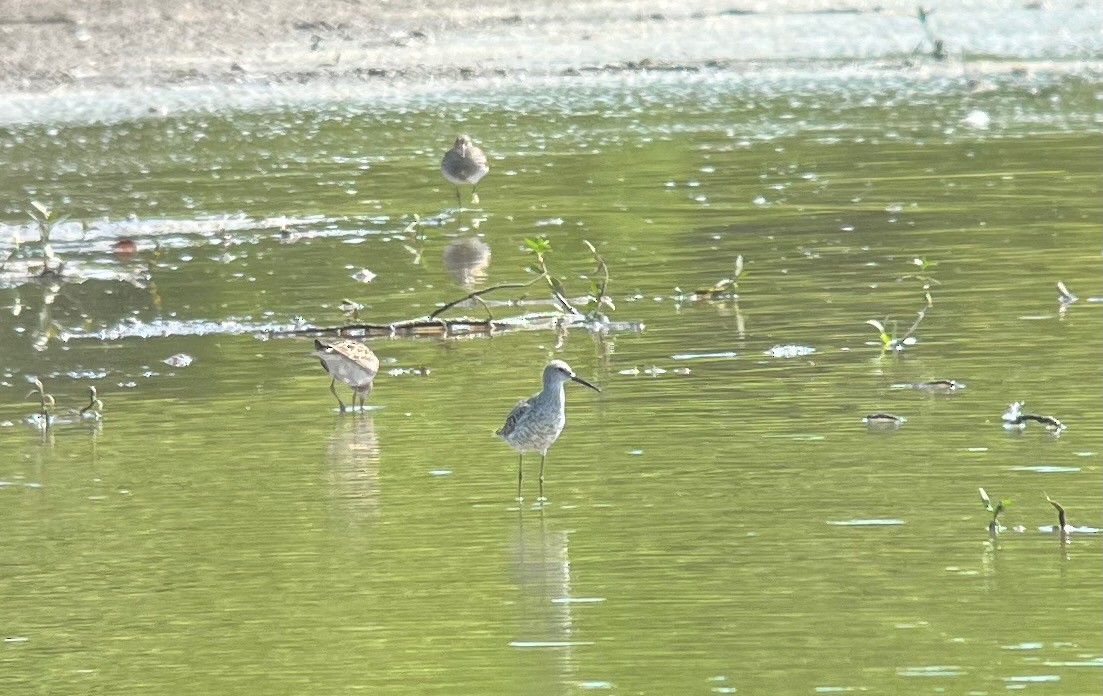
left=0, top=70, right=1100, bottom=694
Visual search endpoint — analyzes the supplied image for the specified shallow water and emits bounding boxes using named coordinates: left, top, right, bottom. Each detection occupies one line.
left=0, top=70, right=1100, bottom=694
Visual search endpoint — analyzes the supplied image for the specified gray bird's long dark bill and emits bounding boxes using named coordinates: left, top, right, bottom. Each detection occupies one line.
left=571, top=375, right=601, bottom=392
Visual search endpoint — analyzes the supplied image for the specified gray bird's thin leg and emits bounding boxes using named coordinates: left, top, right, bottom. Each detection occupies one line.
left=330, top=378, right=346, bottom=413
left=517, top=453, right=524, bottom=501
left=538, top=452, right=547, bottom=502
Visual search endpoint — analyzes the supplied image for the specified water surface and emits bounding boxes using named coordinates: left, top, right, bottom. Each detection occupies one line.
left=0, top=70, right=1100, bottom=694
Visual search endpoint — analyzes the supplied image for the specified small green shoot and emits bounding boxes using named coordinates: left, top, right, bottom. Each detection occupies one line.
left=522, top=237, right=580, bottom=315
left=866, top=318, right=893, bottom=350
left=979, top=487, right=1011, bottom=536
left=523, top=236, right=552, bottom=256
left=866, top=305, right=927, bottom=352
left=898, top=257, right=939, bottom=306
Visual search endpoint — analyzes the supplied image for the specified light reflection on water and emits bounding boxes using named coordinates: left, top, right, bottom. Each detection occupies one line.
left=0, top=74, right=1100, bottom=694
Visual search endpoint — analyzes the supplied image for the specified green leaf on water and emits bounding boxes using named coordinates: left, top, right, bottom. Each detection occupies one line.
left=523, top=237, right=551, bottom=254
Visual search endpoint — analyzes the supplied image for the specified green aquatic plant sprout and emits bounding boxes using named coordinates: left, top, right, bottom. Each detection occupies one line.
left=866, top=318, right=893, bottom=350
left=523, top=236, right=578, bottom=315
left=979, top=487, right=1011, bottom=536
left=911, top=256, right=937, bottom=273
left=582, top=239, right=613, bottom=319
left=899, top=257, right=940, bottom=306
left=866, top=305, right=927, bottom=352
left=523, top=235, right=552, bottom=257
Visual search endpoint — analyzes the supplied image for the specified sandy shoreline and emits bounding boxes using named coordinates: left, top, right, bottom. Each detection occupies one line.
left=1, top=0, right=1099, bottom=110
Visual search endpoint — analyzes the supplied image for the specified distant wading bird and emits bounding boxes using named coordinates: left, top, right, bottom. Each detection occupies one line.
left=496, top=360, right=601, bottom=502
left=440, top=134, right=489, bottom=206
left=314, top=339, right=380, bottom=413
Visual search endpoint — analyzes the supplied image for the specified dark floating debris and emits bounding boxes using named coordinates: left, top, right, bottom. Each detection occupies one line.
left=915, top=379, right=965, bottom=392
left=1056, top=281, right=1078, bottom=305
left=162, top=353, right=194, bottom=368
left=25, top=378, right=55, bottom=430
left=1001, top=401, right=1065, bottom=432
left=23, top=383, right=104, bottom=430
left=385, top=366, right=431, bottom=377
left=112, top=238, right=138, bottom=257
left=1057, top=281, right=1078, bottom=319
left=338, top=298, right=364, bottom=319
left=689, top=255, right=745, bottom=300
left=765, top=344, right=815, bottom=359
left=350, top=268, right=377, bottom=283
left=862, top=412, right=906, bottom=426
left=1040, top=494, right=1101, bottom=535
left=1044, top=493, right=1069, bottom=538
left=1001, top=400, right=1024, bottom=425
left=1019, top=413, right=1065, bottom=429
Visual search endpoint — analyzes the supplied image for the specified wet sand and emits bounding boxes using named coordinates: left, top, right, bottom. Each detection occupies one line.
left=2, top=0, right=1099, bottom=97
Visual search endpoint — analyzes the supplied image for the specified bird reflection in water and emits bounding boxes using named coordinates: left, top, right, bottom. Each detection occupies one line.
left=442, top=237, right=491, bottom=289
left=324, top=414, right=381, bottom=527
left=509, top=508, right=584, bottom=690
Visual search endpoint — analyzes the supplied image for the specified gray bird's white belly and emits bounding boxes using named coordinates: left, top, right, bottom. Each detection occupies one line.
left=505, top=413, right=565, bottom=453
left=319, top=356, right=375, bottom=388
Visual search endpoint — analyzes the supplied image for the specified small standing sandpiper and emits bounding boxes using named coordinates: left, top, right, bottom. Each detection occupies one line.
left=314, top=338, right=380, bottom=413
left=496, top=360, right=600, bottom=502
left=440, top=134, right=489, bottom=206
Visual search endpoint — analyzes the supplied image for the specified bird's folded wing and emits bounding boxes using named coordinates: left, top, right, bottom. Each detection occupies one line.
left=495, top=398, right=531, bottom=437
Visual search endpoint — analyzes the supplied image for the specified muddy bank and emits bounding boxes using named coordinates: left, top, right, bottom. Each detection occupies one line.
left=1, top=0, right=1099, bottom=97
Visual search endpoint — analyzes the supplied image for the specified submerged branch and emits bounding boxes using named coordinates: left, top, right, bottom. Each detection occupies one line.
left=268, top=240, right=639, bottom=341
left=428, top=279, right=540, bottom=320
left=270, top=311, right=643, bottom=340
